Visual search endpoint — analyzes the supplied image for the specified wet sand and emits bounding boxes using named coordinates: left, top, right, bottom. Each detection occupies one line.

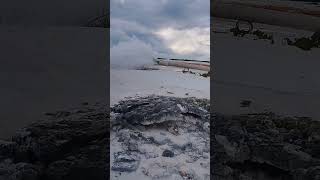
left=212, top=17, right=320, bottom=119
left=110, top=67, right=210, bottom=105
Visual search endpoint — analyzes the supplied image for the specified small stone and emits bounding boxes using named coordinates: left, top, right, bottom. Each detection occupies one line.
left=0, top=140, right=16, bottom=157
left=112, top=161, right=139, bottom=172
left=168, top=125, right=180, bottom=135
left=240, top=100, right=252, bottom=107
left=177, top=104, right=187, bottom=113
left=162, top=150, right=174, bottom=157
left=112, top=152, right=140, bottom=172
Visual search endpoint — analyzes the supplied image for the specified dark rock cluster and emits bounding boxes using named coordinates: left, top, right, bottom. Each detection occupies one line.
left=2, top=95, right=319, bottom=180
left=285, top=31, right=320, bottom=50
left=110, top=95, right=210, bottom=179
left=111, top=95, right=210, bottom=127
left=162, top=150, right=174, bottom=157
left=212, top=113, right=320, bottom=180
left=0, top=102, right=109, bottom=180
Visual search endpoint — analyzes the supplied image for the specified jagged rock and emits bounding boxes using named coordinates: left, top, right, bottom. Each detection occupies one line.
left=111, top=95, right=209, bottom=126
left=162, top=150, right=174, bottom=157
left=7, top=95, right=318, bottom=179
left=0, top=140, right=16, bottom=159
left=285, top=31, right=320, bottom=50
left=111, top=95, right=210, bottom=180
left=0, top=102, right=108, bottom=180
left=212, top=113, right=320, bottom=180
left=111, top=152, right=140, bottom=172
left=0, top=159, right=42, bottom=180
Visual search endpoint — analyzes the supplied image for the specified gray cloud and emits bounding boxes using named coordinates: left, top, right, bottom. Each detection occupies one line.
left=110, top=0, right=210, bottom=69
left=111, top=0, right=209, bottom=28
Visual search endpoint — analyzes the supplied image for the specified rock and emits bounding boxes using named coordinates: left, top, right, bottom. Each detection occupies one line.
left=0, top=160, right=42, bottom=180
left=0, top=140, right=16, bottom=159
left=311, top=31, right=320, bottom=43
left=111, top=96, right=210, bottom=179
left=0, top=102, right=108, bottom=180
left=162, top=150, right=174, bottom=157
left=177, top=104, right=187, bottom=113
left=285, top=31, right=320, bottom=50
left=240, top=100, right=252, bottom=107
left=112, top=152, right=140, bottom=172
left=45, top=160, right=74, bottom=180
left=111, top=95, right=209, bottom=126
left=167, top=125, right=180, bottom=135
left=212, top=113, right=320, bottom=180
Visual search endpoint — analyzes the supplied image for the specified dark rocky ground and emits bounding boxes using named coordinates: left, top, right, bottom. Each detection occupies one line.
left=0, top=102, right=109, bottom=180
left=212, top=113, right=320, bottom=180
left=1, top=96, right=319, bottom=180
left=110, top=96, right=210, bottom=179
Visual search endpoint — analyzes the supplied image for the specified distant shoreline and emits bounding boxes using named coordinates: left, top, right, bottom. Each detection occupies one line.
left=212, top=0, right=320, bottom=31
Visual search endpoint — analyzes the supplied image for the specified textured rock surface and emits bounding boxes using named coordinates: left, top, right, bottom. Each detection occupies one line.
left=212, top=113, right=320, bottom=180
left=0, top=102, right=108, bottom=180
left=110, top=95, right=210, bottom=180
left=2, top=95, right=319, bottom=180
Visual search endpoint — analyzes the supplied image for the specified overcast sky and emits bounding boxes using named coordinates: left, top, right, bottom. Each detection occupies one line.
left=0, top=0, right=107, bottom=25
left=110, top=0, right=210, bottom=69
